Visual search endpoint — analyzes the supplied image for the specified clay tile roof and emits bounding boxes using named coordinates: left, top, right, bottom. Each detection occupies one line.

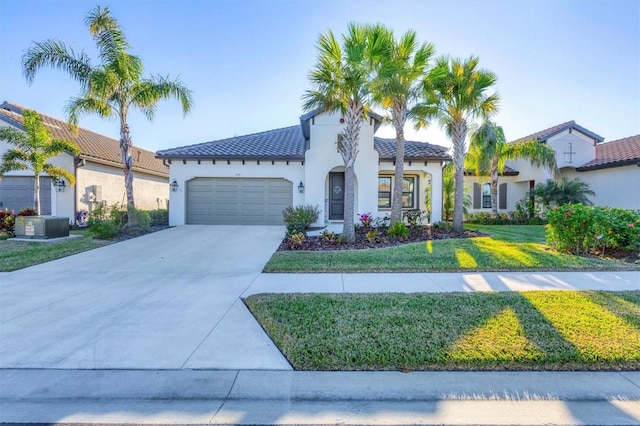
left=577, top=135, right=640, bottom=171
left=512, top=120, right=604, bottom=144
left=0, top=101, right=168, bottom=177
left=156, top=126, right=452, bottom=162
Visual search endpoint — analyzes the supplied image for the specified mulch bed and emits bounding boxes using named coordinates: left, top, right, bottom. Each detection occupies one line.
left=278, top=226, right=485, bottom=251
left=103, top=225, right=171, bottom=242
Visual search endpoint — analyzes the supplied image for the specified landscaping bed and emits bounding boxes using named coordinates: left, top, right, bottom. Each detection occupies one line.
left=245, top=290, right=640, bottom=371
left=278, top=225, right=485, bottom=251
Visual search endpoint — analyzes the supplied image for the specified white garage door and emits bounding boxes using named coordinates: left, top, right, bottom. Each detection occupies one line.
left=187, top=178, right=292, bottom=225
left=0, top=176, right=52, bottom=214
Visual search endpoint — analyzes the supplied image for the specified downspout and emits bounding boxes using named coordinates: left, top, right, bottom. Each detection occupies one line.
left=74, top=157, right=86, bottom=224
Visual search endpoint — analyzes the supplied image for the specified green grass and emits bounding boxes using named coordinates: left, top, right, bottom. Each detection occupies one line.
left=264, top=225, right=637, bottom=273
left=0, top=229, right=111, bottom=272
left=245, top=290, right=640, bottom=371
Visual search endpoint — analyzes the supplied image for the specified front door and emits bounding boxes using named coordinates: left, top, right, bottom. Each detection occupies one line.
left=329, top=172, right=344, bottom=220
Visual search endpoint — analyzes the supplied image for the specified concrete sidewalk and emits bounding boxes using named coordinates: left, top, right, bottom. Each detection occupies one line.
left=244, top=270, right=640, bottom=296
left=1, top=369, right=639, bottom=425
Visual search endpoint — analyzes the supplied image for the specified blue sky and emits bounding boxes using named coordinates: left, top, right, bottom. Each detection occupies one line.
left=1, top=0, right=638, bottom=153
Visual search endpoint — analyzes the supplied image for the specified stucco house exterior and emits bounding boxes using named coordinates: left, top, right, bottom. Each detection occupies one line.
left=156, top=110, right=451, bottom=227
left=465, top=120, right=640, bottom=214
left=0, top=101, right=169, bottom=222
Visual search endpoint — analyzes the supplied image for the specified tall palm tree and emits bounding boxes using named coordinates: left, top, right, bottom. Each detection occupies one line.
left=22, top=6, right=193, bottom=220
left=530, top=177, right=595, bottom=207
left=303, top=23, right=385, bottom=242
left=466, top=120, right=558, bottom=215
left=369, top=26, right=436, bottom=224
left=0, top=110, right=80, bottom=215
left=423, top=56, right=499, bottom=232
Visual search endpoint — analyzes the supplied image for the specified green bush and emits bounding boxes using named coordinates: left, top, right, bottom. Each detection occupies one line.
left=387, top=221, right=409, bottom=238
left=148, top=209, right=169, bottom=226
left=466, top=212, right=511, bottom=225
left=546, top=204, right=640, bottom=256
left=282, top=205, right=320, bottom=236
left=88, top=204, right=125, bottom=239
left=126, top=206, right=151, bottom=233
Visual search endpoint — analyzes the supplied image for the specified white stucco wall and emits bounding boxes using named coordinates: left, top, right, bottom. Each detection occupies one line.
left=305, top=111, right=379, bottom=226
left=564, top=165, right=640, bottom=210
left=168, top=160, right=304, bottom=226
left=463, top=175, right=525, bottom=214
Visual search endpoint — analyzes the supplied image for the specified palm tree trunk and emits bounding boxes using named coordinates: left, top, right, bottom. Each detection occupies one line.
left=451, top=120, right=468, bottom=233
left=120, top=122, right=137, bottom=227
left=391, top=102, right=407, bottom=224
left=340, top=102, right=363, bottom=243
left=490, top=159, right=499, bottom=216
left=34, top=173, right=41, bottom=215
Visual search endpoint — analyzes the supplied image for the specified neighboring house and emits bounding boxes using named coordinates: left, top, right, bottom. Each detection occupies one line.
left=0, top=101, right=169, bottom=222
left=465, top=120, right=640, bottom=213
left=156, top=110, right=451, bottom=227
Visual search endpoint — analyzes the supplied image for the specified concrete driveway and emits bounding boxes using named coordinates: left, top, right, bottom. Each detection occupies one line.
left=0, top=225, right=292, bottom=370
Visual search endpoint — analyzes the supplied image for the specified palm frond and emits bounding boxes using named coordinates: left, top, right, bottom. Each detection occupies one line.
left=66, top=96, right=115, bottom=127
left=131, top=75, right=194, bottom=120
left=86, top=6, right=130, bottom=66
left=22, top=40, right=92, bottom=86
left=42, top=164, right=76, bottom=186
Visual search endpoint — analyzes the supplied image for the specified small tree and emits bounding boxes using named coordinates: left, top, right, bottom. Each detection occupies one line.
left=530, top=177, right=595, bottom=207
left=0, top=110, right=80, bottom=215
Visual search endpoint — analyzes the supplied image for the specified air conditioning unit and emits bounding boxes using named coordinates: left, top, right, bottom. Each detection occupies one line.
left=14, top=216, right=70, bottom=239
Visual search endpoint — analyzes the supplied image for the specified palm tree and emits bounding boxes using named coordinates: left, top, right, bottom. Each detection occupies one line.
left=423, top=56, right=499, bottom=232
left=22, top=6, right=193, bottom=221
left=369, top=26, right=436, bottom=224
left=0, top=110, right=80, bottom=215
left=530, top=177, right=595, bottom=207
left=303, top=23, right=385, bottom=242
left=466, top=120, right=558, bottom=215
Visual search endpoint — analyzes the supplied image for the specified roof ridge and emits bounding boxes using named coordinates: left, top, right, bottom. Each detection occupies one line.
left=598, top=134, right=640, bottom=145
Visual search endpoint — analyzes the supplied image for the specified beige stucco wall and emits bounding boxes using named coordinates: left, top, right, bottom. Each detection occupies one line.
left=76, top=162, right=169, bottom=215
left=564, top=165, right=640, bottom=210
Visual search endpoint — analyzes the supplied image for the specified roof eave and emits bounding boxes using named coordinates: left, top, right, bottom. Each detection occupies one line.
left=575, top=158, right=640, bottom=172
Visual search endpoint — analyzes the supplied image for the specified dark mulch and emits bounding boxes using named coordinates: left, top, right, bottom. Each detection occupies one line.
left=104, top=225, right=171, bottom=242
left=278, top=226, right=485, bottom=251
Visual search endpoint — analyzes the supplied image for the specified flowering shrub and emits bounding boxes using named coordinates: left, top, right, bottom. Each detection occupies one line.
left=0, top=209, right=16, bottom=235
left=358, top=213, right=374, bottom=228
left=18, top=207, right=37, bottom=216
left=466, top=212, right=512, bottom=225
left=546, top=204, right=640, bottom=256
left=283, top=205, right=320, bottom=236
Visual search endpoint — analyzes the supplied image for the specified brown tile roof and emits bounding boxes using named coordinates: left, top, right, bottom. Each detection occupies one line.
left=577, top=135, right=640, bottom=171
left=512, top=120, right=604, bottom=144
left=0, top=101, right=168, bottom=177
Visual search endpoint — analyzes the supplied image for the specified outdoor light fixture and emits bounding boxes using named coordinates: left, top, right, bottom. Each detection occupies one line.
left=298, top=181, right=305, bottom=193
left=170, top=179, right=179, bottom=192
left=53, top=179, right=66, bottom=193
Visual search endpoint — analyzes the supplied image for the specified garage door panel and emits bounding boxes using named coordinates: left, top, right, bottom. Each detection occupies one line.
left=187, top=178, right=292, bottom=225
left=0, top=176, right=52, bottom=214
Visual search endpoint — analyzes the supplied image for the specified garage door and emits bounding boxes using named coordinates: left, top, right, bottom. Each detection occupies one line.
left=187, top=178, right=292, bottom=225
left=0, top=176, right=52, bottom=214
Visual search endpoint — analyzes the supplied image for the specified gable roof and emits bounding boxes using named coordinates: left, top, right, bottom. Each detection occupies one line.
left=156, top=125, right=451, bottom=162
left=512, top=120, right=604, bottom=144
left=0, top=101, right=168, bottom=177
left=299, top=108, right=384, bottom=140
left=576, top=135, right=640, bottom=171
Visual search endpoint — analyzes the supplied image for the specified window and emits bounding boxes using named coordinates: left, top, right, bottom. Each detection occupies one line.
left=378, top=177, right=391, bottom=208
left=337, top=135, right=344, bottom=153
left=378, top=176, right=417, bottom=209
left=482, top=183, right=491, bottom=209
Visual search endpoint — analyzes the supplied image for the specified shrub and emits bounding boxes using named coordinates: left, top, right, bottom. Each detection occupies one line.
left=366, top=229, right=378, bottom=242
left=0, top=209, right=16, bottom=236
left=320, top=230, right=336, bottom=241
left=546, top=204, right=640, bottom=256
left=282, top=205, right=320, bottom=236
left=358, top=213, right=374, bottom=228
left=467, top=212, right=513, bottom=225
left=148, top=209, right=169, bottom=226
left=18, top=207, right=37, bottom=216
left=433, top=221, right=452, bottom=231
left=88, top=204, right=125, bottom=239
left=388, top=221, right=409, bottom=238
left=126, top=206, right=151, bottom=233
left=288, top=232, right=306, bottom=249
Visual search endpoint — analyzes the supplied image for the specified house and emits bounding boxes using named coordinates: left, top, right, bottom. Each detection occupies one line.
left=464, top=120, right=640, bottom=213
left=156, top=110, right=451, bottom=227
left=0, top=101, right=169, bottom=222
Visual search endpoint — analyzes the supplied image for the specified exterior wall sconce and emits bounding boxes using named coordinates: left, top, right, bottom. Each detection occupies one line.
left=170, top=179, right=179, bottom=192
left=53, top=179, right=66, bottom=192
left=298, top=181, right=305, bottom=193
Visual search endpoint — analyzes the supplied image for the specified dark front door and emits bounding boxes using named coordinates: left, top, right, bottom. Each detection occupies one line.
left=329, top=172, right=344, bottom=220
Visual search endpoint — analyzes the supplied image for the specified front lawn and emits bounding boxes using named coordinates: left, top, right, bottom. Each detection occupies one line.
left=0, top=229, right=110, bottom=272
left=245, top=290, right=640, bottom=371
left=264, top=225, right=635, bottom=273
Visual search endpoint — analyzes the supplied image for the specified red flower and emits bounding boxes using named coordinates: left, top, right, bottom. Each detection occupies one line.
left=629, top=223, right=635, bottom=228
left=552, top=206, right=558, bottom=211
left=564, top=212, right=570, bottom=217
